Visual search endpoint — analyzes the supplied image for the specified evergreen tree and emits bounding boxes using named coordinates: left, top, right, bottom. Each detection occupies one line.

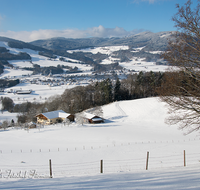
left=104, top=78, right=113, bottom=104
left=136, top=71, right=145, bottom=98
left=114, top=78, right=121, bottom=101
left=1, top=97, right=14, bottom=112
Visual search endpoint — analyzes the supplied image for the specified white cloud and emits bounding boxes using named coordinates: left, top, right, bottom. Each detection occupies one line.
left=86, top=25, right=141, bottom=38
left=0, top=26, right=144, bottom=42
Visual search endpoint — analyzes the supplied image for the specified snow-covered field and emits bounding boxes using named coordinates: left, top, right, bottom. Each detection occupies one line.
left=120, top=58, right=169, bottom=72
left=0, top=166, right=199, bottom=190
left=0, top=97, right=200, bottom=189
left=67, top=45, right=129, bottom=54
left=0, top=82, right=76, bottom=104
left=67, top=45, right=169, bottom=72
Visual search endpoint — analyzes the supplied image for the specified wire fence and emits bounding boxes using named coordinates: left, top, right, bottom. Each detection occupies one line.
left=1, top=138, right=200, bottom=178
left=1, top=149, right=200, bottom=179
left=0, top=137, right=199, bottom=154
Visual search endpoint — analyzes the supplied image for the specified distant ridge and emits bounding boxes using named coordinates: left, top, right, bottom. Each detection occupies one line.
left=30, top=31, right=174, bottom=51
left=0, top=36, right=51, bottom=52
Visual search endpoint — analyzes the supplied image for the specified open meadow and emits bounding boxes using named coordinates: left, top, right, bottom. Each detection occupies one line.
left=0, top=97, right=200, bottom=189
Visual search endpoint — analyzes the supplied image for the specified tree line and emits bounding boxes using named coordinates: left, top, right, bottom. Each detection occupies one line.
left=0, top=79, right=20, bottom=88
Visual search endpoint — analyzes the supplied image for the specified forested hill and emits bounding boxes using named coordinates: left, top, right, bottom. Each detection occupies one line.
left=30, top=31, right=173, bottom=51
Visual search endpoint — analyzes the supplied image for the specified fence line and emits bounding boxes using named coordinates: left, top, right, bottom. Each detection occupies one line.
left=1, top=138, right=200, bottom=154
left=1, top=149, right=200, bottom=179
left=49, top=150, right=200, bottom=177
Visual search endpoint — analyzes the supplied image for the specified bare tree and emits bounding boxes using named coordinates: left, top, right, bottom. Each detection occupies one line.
left=160, top=0, right=200, bottom=134
left=18, top=116, right=27, bottom=126
left=63, top=118, right=71, bottom=126
left=2, top=120, right=9, bottom=130
left=75, top=112, right=86, bottom=125
left=46, top=95, right=61, bottom=111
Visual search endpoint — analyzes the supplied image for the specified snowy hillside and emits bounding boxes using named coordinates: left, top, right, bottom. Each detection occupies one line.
left=0, top=97, right=199, bottom=189
left=0, top=41, right=93, bottom=79
left=68, top=45, right=170, bottom=72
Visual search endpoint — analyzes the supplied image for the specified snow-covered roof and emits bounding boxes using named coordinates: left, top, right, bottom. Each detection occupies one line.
left=28, top=121, right=36, bottom=125
left=40, top=110, right=71, bottom=119
left=92, top=118, right=103, bottom=121
left=84, top=112, right=96, bottom=119
left=84, top=112, right=103, bottom=120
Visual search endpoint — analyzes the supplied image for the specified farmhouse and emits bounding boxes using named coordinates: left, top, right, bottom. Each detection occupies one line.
left=36, top=110, right=74, bottom=125
left=84, top=112, right=104, bottom=124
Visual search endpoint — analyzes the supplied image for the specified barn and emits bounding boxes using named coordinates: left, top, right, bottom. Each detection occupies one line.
left=84, top=112, right=104, bottom=124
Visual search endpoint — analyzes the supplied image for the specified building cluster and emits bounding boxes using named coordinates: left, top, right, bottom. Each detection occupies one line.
left=19, top=76, right=100, bottom=87
left=36, top=110, right=104, bottom=125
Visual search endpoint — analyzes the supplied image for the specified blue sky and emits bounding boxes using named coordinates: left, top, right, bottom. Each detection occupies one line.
left=0, top=0, right=196, bottom=41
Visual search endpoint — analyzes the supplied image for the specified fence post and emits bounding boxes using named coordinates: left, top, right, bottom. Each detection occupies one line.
left=184, top=150, right=186, bottom=167
left=146, top=151, right=149, bottom=170
left=100, top=160, right=103, bottom=173
left=49, top=159, right=53, bottom=178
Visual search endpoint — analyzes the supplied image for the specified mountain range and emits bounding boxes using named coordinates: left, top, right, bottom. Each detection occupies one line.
left=30, top=31, right=173, bottom=51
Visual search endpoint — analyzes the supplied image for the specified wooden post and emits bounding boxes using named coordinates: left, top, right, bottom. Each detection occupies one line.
left=184, top=150, right=186, bottom=167
left=100, top=160, right=103, bottom=173
left=49, top=159, right=53, bottom=178
left=146, top=151, right=149, bottom=170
